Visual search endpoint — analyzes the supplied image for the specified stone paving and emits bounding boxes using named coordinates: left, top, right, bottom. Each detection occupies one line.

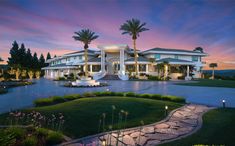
left=61, top=104, right=212, bottom=146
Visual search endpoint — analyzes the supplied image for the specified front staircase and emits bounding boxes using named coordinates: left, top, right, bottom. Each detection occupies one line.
left=100, top=74, right=120, bottom=80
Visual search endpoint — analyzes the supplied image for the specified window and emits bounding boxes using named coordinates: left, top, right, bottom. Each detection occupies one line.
left=154, top=54, right=161, bottom=59
left=192, top=56, right=198, bottom=61
left=92, top=65, right=101, bottom=72
left=174, top=55, right=179, bottom=59
left=139, top=64, right=146, bottom=72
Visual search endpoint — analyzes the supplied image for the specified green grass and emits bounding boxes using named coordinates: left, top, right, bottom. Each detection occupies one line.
left=161, top=108, right=235, bottom=146
left=0, top=97, right=182, bottom=138
left=176, top=79, right=235, bottom=88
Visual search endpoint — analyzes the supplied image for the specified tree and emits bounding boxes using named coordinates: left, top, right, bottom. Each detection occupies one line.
left=156, top=63, right=164, bottom=77
left=209, top=63, right=218, bottom=80
left=46, top=52, right=51, bottom=60
left=0, top=57, right=3, bottom=62
left=8, top=41, right=20, bottom=66
left=39, top=54, right=46, bottom=68
left=194, top=47, right=204, bottom=53
left=32, top=52, right=39, bottom=70
left=163, top=61, right=169, bottom=80
left=73, top=29, right=99, bottom=77
left=120, top=18, right=149, bottom=76
left=25, top=49, right=33, bottom=68
left=18, top=43, right=26, bottom=67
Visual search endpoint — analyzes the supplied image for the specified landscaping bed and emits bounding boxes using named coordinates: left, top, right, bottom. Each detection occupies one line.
left=33, top=92, right=185, bottom=107
left=161, top=108, right=235, bottom=146
left=0, top=96, right=183, bottom=139
left=0, top=88, right=8, bottom=94
left=0, top=126, right=65, bottom=146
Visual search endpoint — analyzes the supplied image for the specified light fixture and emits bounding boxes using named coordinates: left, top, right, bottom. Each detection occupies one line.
left=222, top=99, right=226, bottom=108
left=101, top=139, right=106, bottom=146
left=165, top=106, right=168, bottom=110
left=106, top=89, right=109, bottom=91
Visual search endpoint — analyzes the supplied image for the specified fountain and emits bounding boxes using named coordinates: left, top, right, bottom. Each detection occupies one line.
left=71, top=77, right=100, bottom=87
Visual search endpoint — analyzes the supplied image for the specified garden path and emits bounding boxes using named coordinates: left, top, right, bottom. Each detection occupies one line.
left=61, top=104, right=213, bottom=146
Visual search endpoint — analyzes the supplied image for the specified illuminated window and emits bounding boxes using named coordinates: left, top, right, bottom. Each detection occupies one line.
left=154, top=54, right=161, bottom=59
left=192, top=56, right=198, bottom=61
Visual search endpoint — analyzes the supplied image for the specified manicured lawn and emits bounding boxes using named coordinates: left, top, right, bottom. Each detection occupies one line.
left=0, top=97, right=182, bottom=138
left=176, top=79, right=235, bottom=88
left=161, top=108, right=235, bottom=146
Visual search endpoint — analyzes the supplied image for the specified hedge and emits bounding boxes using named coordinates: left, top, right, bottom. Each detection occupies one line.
left=34, top=91, right=185, bottom=107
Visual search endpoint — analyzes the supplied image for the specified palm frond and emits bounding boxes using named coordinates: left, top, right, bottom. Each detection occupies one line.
left=73, top=29, right=99, bottom=44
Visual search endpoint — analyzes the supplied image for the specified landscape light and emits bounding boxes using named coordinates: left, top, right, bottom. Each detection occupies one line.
left=165, top=105, right=168, bottom=116
left=106, top=88, right=109, bottom=91
left=101, top=139, right=106, bottom=146
left=222, top=99, right=226, bottom=108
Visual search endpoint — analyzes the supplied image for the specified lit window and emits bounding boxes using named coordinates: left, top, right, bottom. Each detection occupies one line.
left=154, top=54, right=161, bottom=59
left=174, top=55, right=179, bottom=59
left=192, top=56, right=198, bottom=61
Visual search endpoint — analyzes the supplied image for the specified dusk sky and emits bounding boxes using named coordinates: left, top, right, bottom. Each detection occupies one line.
left=0, top=0, right=235, bottom=69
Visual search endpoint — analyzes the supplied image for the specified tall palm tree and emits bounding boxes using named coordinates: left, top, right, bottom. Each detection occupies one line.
left=209, top=63, right=218, bottom=80
left=73, top=29, right=99, bottom=78
left=120, top=18, right=149, bottom=76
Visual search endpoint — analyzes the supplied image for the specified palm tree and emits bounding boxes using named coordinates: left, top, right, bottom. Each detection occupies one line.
left=120, top=18, right=149, bottom=76
left=73, top=29, right=99, bottom=78
left=209, top=63, right=218, bottom=80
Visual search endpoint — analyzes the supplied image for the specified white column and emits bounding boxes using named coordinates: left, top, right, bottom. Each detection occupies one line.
left=119, top=48, right=125, bottom=74
left=101, top=49, right=105, bottom=72
left=146, top=64, right=149, bottom=73
left=90, top=64, right=93, bottom=73
left=187, top=65, right=189, bottom=77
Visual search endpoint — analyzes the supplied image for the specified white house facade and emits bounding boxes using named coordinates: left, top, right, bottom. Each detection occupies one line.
left=42, top=44, right=207, bottom=80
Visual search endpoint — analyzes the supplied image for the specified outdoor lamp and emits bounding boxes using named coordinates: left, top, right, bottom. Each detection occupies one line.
left=165, top=105, right=168, bottom=116
left=101, top=139, right=106, bottom=146
left=222, top=99, right=226, bottom=108
left=106, top=88, right=109, bottom=91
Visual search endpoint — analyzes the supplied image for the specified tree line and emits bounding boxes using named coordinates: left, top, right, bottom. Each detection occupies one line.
left=1, top=41, right=53, bottom=80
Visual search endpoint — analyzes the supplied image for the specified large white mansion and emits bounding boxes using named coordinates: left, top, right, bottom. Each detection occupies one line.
left=42, top=44, right=207, bottom=80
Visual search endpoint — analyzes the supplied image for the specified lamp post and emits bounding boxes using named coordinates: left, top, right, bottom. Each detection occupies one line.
left=222, top=100, right=226, bottom=108
left=165, top=106, right=168, bottom=116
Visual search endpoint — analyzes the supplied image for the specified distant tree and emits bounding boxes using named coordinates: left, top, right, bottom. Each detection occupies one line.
left=46, top=52, right=51, bottom=60
left=54, top=55, right=57, bottom=58
left=18, top=43, right=27, bottom=67
left=120, top=18, right=149, bottom=76
left=209, top=63, right=218, bottom=80
left=25, top=48, right=33, bottom=68
left=8, top=41, right=20, bottom=66
left=0, top=57, right=3, bottom=62
left=73, top=29, right=99, bottom=77
left=194, top=47, right=204, bottom=53
left=39, top=54, right=46, bottom=68
left=32, top=52, right=39, bottom=70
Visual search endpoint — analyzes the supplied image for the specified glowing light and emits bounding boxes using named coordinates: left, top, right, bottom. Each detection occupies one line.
left=165, top=106, right=168, bottom=110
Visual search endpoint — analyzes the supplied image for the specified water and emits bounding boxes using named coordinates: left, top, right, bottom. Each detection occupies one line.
left=0, top=78, right=235, bottom=114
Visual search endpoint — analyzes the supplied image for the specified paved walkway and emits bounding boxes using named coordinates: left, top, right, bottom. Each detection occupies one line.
left=61, top=104, right=213, bottom=146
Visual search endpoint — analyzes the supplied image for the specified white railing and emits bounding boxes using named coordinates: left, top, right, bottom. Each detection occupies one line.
left=93, top=71, right=106, bottom=80
left=118, top=71, right=129, bottom=80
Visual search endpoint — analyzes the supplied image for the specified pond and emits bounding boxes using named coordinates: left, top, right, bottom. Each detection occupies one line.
left=0, top=78, right=235, bottom=113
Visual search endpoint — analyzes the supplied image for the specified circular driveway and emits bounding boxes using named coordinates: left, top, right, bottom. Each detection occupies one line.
left=0, top=79, right=234, bottom=113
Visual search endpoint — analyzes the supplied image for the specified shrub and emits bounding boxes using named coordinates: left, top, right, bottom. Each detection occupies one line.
left=148, top=75, right=162, bottom=81
left=5, top=127, right=26, bottom=139
left=64, top=94, right=80, bottom=101
left=83, top=92, right=96, bottom=97
left=22, top=136, right=37, bottom=146
left=125, top=92, right=136, bottom=97
left=151, top=94, right=162, bottom=100
left=35, top=128, right=48, bottom=137
left=161, top=95, right=185, bottom=103
left=46, top=131, right=63, bottom=145
left=34, top=98, right=54, bottom=107
left=52, top=96, right=66, bottom=103
left=138, top=93, right=152, bottom=98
